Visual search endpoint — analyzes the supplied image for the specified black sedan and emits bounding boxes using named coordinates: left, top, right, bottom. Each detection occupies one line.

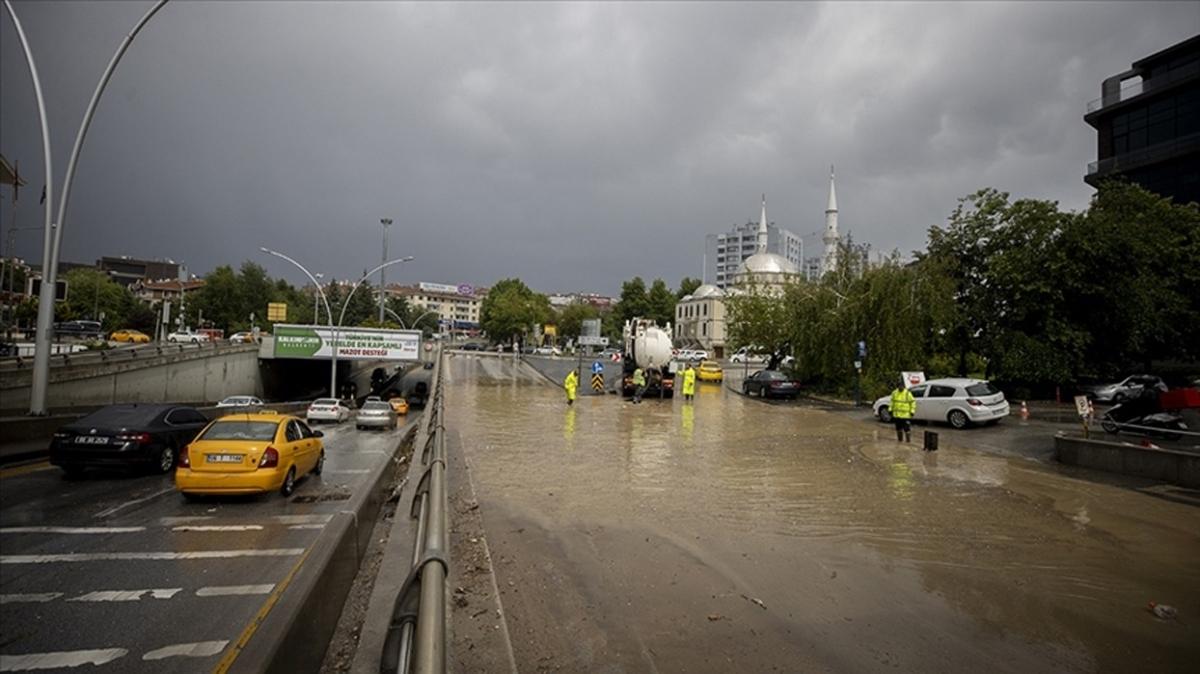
left=49, top=404, right=210, bottom=477
left=742, top=370, right=801, bottom=399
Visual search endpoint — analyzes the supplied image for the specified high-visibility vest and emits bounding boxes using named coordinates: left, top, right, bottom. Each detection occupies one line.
left=890, top=388, right=916, bottom=419
left=632, top=369, right=646, bottom=386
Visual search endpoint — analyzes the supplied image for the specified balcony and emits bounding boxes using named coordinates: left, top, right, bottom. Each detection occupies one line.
left=1086, top=60, right=1200, bottom=114
left=1086, top=132, right=1200, bottom=183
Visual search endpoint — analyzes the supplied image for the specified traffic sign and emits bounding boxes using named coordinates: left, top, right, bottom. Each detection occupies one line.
left=579, top=335, right=608, bottom=346
left=591, top=373, right=604, bottom=391
left=591, top=361, right=603, bottom=374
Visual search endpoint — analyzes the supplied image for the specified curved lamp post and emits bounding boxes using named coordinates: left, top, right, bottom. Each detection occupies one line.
left=4, top=0, right=170, bottom=414
left=332, top=257, right=413, bottom=395
left=259, top=247, right=336, bottom=396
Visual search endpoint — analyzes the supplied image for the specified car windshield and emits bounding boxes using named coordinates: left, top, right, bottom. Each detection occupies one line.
left=200, top=421, right=278, bottom=441
left=761, top=371, right=787, bottom=380
left=363, top=402, right=391, bottom=411
left=965, top=382, right=999, bottom=396
left=313, top=398, right=339, bottom=406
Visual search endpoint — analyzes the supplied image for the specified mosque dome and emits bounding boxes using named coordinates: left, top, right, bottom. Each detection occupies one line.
left=740, top=252, right=798, bottom=275
left=691, top=284, right=725, bottom=299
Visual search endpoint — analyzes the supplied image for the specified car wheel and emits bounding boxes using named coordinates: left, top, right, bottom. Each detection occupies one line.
left=281, top=467, right=297, bottom=496
left=948, top=409, right=969, bottom=429
left=878, top=406, right=893, bottom=423
left=155, top=446, right=176, bottom=474
left=1101, top=417, right=1119, bottom=434
left=1113, top=393, right=1126, bottom=404
left=313, top=450, right=325, bottom=476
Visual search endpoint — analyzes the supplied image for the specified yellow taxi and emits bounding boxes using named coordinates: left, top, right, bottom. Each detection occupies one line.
left=111, top=329, right=151, bottom=344
left=176, top=412, right=324, bottom=498
left=697, top=360, right=724, bottom=382
left=389, top=397, right=409, bottom=415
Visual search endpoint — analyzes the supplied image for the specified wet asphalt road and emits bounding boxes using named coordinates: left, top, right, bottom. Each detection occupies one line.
left=446, top=353, right=1200, bottom=673
left=0, top=417, right=414, bottom=673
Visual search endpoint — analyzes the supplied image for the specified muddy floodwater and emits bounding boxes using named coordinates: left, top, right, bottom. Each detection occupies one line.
left=446, top=355, right=1199, bottom=673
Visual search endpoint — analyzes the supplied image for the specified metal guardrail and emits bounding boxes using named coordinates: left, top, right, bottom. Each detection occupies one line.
left=1086, top=132, right=1200, bottom=177
left=0, top=340, right=257, bottom=372
left=381, top=350, right=447, bottom=674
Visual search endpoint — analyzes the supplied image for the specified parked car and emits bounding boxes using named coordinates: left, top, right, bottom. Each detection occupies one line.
left=216, top=395, right=264, bottom=409
left=599, top=347, right=621, bottom=359
left=873, top=378, right=1010, bottom=429
left=533, top=346, right=562, bottom=356
left=742, top=370, right=801, bottom=399
left=228, top=332, right=254, bottom=344
left=697, top=360, right=724, bottom=382
left=675, top=349, right=709, bottom=362
left=306, top=398, right=351, bottom=424
left=49, top=403, right=209, bottom=476
left=1081, top=375, right=1167, bottom=404
left=55, top=320, right=103, bottom=338
left=167, top=329, right=209, bottom=344
left=175, top=412, right=324, bottom=498
left=110, top=329, right=150, bottom=344
left=730, top=346, right=767, bottom=364
left=356, top=400, right=398, bottom=430
left=389, top=397, right=410, bottom=415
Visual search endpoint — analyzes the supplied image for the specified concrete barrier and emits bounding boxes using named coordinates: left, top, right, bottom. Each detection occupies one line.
left=1055, top=433, right=1200, bottom=488
left=227, top=423, right=415, bottom=674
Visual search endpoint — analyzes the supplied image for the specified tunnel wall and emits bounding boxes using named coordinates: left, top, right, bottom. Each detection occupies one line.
left=0, top=346, right=263, bottom=414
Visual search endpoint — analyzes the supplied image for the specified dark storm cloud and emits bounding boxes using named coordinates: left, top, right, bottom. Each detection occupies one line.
left=2, top=1, right=1197, bottom=294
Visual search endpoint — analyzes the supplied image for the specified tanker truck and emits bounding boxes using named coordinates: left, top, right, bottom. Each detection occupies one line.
left=621, top=318, right=675, bottom=399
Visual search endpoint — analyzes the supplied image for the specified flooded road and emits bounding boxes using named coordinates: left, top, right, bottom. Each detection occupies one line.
left=446, top=354, right=1199, bottom=673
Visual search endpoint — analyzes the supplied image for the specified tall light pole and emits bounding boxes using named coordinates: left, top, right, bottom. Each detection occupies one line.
left=260, top=247, right=336, bottom=396
left=4, top=0, right=171, bottom=415
left=313, top=272, right=324, bottom=323
left=335, top=256, right=412, bottom=398
left=378, top=218, right=393, bottom=323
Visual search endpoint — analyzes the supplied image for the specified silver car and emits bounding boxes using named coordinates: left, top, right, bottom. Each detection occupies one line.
left=355, top=401, right=397, bottom=431
left=306, top=398, right=351, bottom=424
left=1082, top=375, right=1167, bottom=404
left=873, top=378, right=1010, bottom=429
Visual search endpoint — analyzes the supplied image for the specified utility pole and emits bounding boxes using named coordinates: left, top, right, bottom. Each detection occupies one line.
left=379, top=218, right=392, bottom=322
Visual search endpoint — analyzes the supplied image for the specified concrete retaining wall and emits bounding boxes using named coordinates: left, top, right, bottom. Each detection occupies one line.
left=0, top=345, right=262, bottom=413
left=1055, top=433, right=1200, bottom=488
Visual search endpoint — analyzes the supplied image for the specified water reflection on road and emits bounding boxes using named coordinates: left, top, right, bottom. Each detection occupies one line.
left=447, top=355, right=1199, bottom=672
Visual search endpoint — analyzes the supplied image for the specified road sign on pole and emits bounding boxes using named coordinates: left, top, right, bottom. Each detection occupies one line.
left=579, top=335, right=608, bottom=347
left=591, top=361, right=603, bottom=374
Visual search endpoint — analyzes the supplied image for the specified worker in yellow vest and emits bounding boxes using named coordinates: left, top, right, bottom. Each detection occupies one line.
left=564, top=369, right=578, bottom=406
left=889, top=377, right=917, bottom=443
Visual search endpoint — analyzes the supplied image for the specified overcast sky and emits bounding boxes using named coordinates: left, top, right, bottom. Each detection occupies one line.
left=2, top=2, right=1197, bottom=295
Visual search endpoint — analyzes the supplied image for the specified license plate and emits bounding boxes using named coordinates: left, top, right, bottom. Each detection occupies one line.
left=206, top=454, right=243, bottom=464
left=75, top=436, right=109, bottom=445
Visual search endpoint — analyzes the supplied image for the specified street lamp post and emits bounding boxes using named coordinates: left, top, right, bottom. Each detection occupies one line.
left=260, top=247, right=336, bottom=396
left=378, top=218, right=393, bottom=323
left=333, top=256, right=413, bottom=398
left=313, top=272, right=324, bottom=323
left=4, top=0, right=170, bottom=415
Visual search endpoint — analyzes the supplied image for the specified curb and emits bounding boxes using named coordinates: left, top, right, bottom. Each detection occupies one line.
left=226, top=420, right=418, bottom=674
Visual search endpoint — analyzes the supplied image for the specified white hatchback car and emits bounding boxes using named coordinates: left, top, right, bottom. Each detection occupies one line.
left=306, top=398, right=351, bottom=424
left=873, top=378, right=1010, bottom=429
left=216, top=395, right=263, bottom=409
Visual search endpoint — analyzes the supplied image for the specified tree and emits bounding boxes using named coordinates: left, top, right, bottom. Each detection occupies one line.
left=61, top=268, right=131, bottom=331
left=647, top=278, right=676, bottom=326
left=676, top=276, right=702, bottom=299
left=615, top=277, right=649, bottom=325
left=555, top=302, right=600, bottom=340
left=479, top=278, right=550, bottom=343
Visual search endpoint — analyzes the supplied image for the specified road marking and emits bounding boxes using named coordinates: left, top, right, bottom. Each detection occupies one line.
left=195, top=584, right=274, bottom=597
left=0, top=649, right=127, bottom=671
left=171, top=525, right=263, bottom=532
left=93, top=486, right=176, bottom=519
left=160, top=516, right=214, bottom=525
left=213, top=548, right=313, bottom=673
left=68, top=588, right=182, bottom=602
left=0, top=593, right=62, bottom=604
left=0, top=526, right=145, bottom=535
left=0, top=461, right=54, bottom=480
left=142, top=641, right=228, bottom=661
left=1, top=548, right=305, bottom=564
left=273, top=514, right=332, bottom=525
left=288, top=524, right=325, bottom=530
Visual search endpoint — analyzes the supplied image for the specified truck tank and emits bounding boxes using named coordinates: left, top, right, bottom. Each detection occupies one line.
left=621, top=318, right=675, bottom=398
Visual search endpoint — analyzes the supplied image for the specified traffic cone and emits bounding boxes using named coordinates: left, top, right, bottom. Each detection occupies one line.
left=1020, top=401, right=1029, bottom=420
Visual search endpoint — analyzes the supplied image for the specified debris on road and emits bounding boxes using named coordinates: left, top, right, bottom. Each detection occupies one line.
left=1148, top=602, right=1178, bottom=620
left=742, top=594, right=767, bottom=610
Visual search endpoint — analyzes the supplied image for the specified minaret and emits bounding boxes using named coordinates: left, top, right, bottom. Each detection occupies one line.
left=757, top=194, right=768, bottom=254
left=822, top=166, right=839, bottom=275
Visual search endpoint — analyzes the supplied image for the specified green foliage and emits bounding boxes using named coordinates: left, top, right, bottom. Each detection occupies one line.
left=555, top=303, right=600, bottom=340
left=676, top=276, right=702, bottom=299
left=59, top=268, right=138, bottom=332
left=646, top=278, right=676, bottom=326
left=479, top=278, right=550, bottom=343
left=616, top=277, right=649, bottom=325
